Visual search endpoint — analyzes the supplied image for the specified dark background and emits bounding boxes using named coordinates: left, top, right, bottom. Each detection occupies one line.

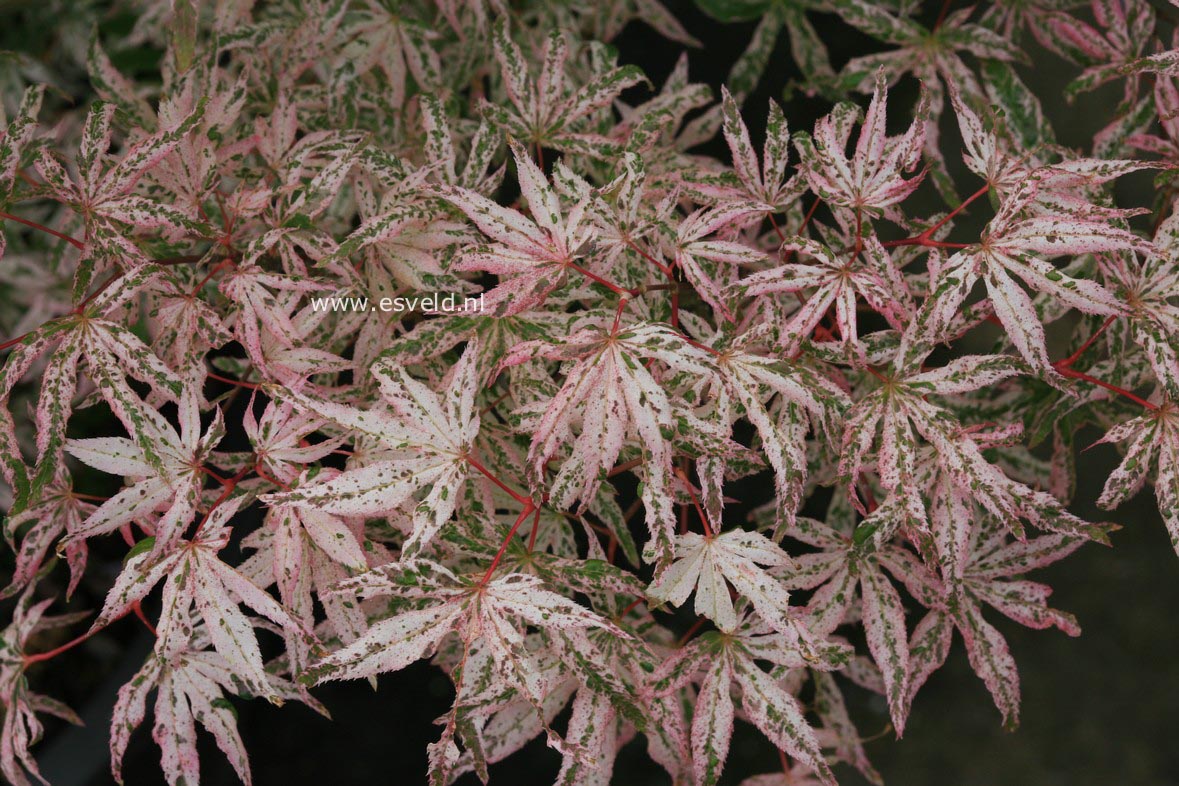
left=4, top=1, right=1177, bottom=784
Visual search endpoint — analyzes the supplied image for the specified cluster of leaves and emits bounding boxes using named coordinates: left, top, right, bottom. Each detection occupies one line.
left=0, top=0, right=1177, bottom=784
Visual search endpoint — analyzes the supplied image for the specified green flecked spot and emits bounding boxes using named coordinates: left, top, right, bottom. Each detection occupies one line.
left=211, top=697, right=239, bottom=719
left=123, top=537, right=157, bottom=564
left=582, top=559, right=609, bottom=575
left=852, top=521, right=878, bottom=547
left=282, top=213, right=315, bottom=230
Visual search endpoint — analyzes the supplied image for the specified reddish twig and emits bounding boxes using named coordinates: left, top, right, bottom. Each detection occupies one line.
left=1054, top=315, right=1117, bottom=370
left=882, top=184, right=990, bottom=250
left=1057, top=366, right=1157, bottom=410
left=207, top=371, right=261, bottom=390
left=465, top=453, right=531, bottom=505
left=131, top=601, right=157, bottom=637
left=0, top=211, right=85, bottom=250
left=675, top=466, right=714, bottom=537
left=526, top=505, right=542, bottom=553
left=568, top=261, right=630, bottom=296
left=480, top=501, right=537, bottom=585
left=675, top=617, right=708, bottom=648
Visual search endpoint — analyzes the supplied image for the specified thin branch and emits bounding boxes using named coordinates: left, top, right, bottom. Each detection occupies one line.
left=1057, top=366, right=1157, bottom=410
left=480, top=502, right=536, bottom=585
left=1054, top=315, right=1117, bottom=369
left=0, top=211, right=84, bottom=250
left=466, top=452, right=531, bottom=505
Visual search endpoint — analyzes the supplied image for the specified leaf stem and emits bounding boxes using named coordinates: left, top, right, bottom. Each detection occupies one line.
left=624, top=238, right=673, bottom=277
left=207, top=371, right=261, bottom=390
left=0, top=329, right=34, bottom=352
left=768, top=212, right=787, bottom=244
left=926, top=183, right=990, bottom=235
left=465, top=453, right=531, bottom=505
left=1054, top=315, right=1117, bottom=369
left=882, top=237, right=972, bottom=250
left=608, top=458, right=643, bottom=477
left=932, top=0, right=953, bottom=31
left=72, top=267, right=128, bottom=315
left=882, top=184, right=990, bottom=250
left=188, top=258, right=234, bottom=297
left=193, top=465, right=253, bottom=537
left=480, top=501, right=536, bottom=585
left=1056, top=366, right=1157, bottom=410
left=568, top=261, right=630, bottom=296
left=24, top=625, right=105, bottom=664
left=611, top=296, right=628, bottom=335
left=619, top=597, right=644, bottom=617
left=675, top=466, right=714, bottom=537
left=131, top=600, right=157, bottom=636
left=254, top=463, right=291, bottom=490
left=0, top=210, right=85, bottom=250
left=525, top=505, right=542, bottom=552
left=675, top=617, right=707, bottom=648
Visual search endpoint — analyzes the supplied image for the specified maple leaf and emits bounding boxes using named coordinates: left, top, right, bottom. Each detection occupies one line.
left=306, top=560, right=631, bottom=769
left=485, top=23, right=647, bottom=159
left=719, top=87, right=806, bottom=213
left=63, top=383, right=223, bottom=554
left=838, top=305, right=1106, bottom=542
left=1036, top=0, right=1160, bottom=103
left=243, top=399, right=345, bottom=485
left=93, top=497, right=311, bottom=700
left=0, top=85, right=44, bottom=256
left=419, top=94, right=502, bottom=194
left=249, top=299, right=353, bottom=385
left=1096, top=402, right=1179, bottom=555
left=650, top=617, right=850, bottom=786
left=1129, top=73, right=1179, bottom=170
left=694, top=1, right=836, bottom=102
left=776, top=503, right=942, bottom=736
left=146, top=265, right=233, bottom=372
left=582, top=0, right=699, bottom=47
left=1, top=473, right=90, bottom=600
left=794, top=68, right=929, bottom=214
left=1098, top=211, right=1179, bottom=398
left=263, top=339, right=482, bottom=554
left=0, top=586, right=83, bottom=786
left=111, top=631, right=325, bottom=786
left=343, top=1, right=442, bottom=109
left=33, top=100, right=211, bottom=267
left=932, top=174, right=1147, bottom=372
left=329, top=154, right=473, bottom=297
left=648, top=528, right=799, bottom=637
left=946, top=76, right=1150, bottom=201
left=836, top=1, right=1021, bottom=91
left=733, top=233, right=912, bottom=353
left=238, top=489, right=370, bottom=672
left=673, top=203, right=767, bottom=319
left=691, top=313, right=850, bottom=528
left=909, top=505, right=1088, bottom=729
left=831, top=1, right=1022, bottom=198
left=218, top=263, right=332, bottom=369
left=0, top=263, right=184, bottom=505
left=613, top=53, right=718, bottom=166
left=439, top=141, right=595, bottom=317
left=498, top=321, right=718, bottom=568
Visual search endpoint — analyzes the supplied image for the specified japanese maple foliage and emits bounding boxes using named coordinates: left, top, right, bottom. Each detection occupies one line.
left=0, top=0, right=1177, bottom=785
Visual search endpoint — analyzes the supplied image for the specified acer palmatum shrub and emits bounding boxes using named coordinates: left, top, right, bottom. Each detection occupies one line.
left=0, top=0, right=1177, bottom=783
